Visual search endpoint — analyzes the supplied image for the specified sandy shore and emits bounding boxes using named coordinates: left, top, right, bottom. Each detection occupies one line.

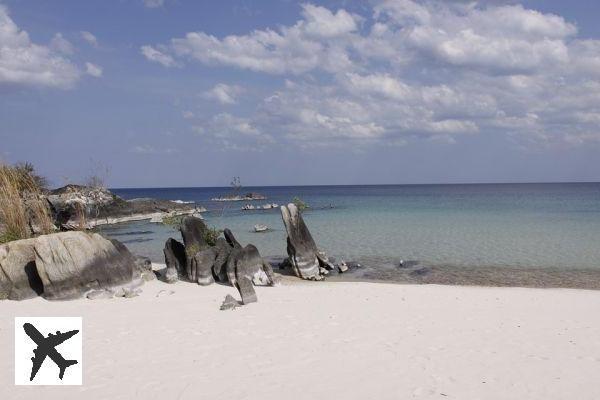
left=2, top=274, right=600, bottom=400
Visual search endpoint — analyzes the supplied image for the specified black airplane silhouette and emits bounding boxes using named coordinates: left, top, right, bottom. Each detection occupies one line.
left=23, top=322, right=79, bottom=381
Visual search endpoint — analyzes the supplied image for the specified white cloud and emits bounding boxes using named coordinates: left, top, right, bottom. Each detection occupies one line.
left=299, top=3, right=359, bottom=38
left=50, top=33, right=74, bottom=55
left=140, top=45, right=178, bottom=67
left=0, top=5, right=80, bottom=88
left=163, top=3, right=359, bottom=74
left=374, top=1, right=575, bottom=74
left=80, top=31, right=98, bottom=47
left=202, top=83, right=243, bottom=105
left=149, top=1, right=600, bottom=148
left=85, top=62, right=103, bottom=78
left=143, top=0, right=165, bottom=8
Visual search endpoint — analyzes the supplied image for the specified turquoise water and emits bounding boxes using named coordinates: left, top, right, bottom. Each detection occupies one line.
left=101, top=184, right=600, bottom=285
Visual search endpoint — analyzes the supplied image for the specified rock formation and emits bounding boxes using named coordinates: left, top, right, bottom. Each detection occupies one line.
left=163, top=238, right=186, bottom=283
left=47, top=184, right=205, bottom=230
left=0, top=231, right=144, bottom=300
left=163, top=216, right=276, bottom=304
left=280, top=203, right=336, bottom=280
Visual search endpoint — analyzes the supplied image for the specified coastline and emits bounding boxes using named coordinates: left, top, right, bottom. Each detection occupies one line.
left=3, top=276, right=600, bottom=399
left=262, top=256, right=600, bottom=291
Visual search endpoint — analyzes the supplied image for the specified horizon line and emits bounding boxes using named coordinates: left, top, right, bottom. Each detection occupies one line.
left=105, top=180, right=600, bottom=190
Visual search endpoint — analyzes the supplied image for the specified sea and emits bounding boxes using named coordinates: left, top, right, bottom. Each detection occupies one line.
left=100, top=183, right=600, bottom=289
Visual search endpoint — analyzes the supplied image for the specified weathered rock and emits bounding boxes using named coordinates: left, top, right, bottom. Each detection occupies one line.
left=180, top=216, right=210, bottom=253
left=134, top=255, right=155, bottom=281
left=223, top=228, right=242, bottom=249
left=236, top=275, right=257, bottom=304
left=191, top=247, right=217, bottom=285
left=338, top=260, right=349, bottom=273
left=220, top=294, right=240, bottom=310
left=122, top=287, right=141, bottom=298
left=163, top=238, right=186, bottom=283
left=180, top=216, right=211, bottom=280
left=212, top=237, right=233, bottom=282
left=227, top=244, right=276, bottom=286
left=47, top=184, right=203, bottom=229
left=280, top=203, right=334, bottom=280
left=33, top=232, right=142, bottom=300
left=135, top=255, right=152, bottom=272
left=1, top=232, right=142, bottom=301
left=86, top=289, right=113, bottom=300
left=0, top=237, right=42, bottom=300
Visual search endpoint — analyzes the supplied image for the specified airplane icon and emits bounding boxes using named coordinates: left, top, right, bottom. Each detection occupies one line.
left=23, top=322, right=79, bottom=381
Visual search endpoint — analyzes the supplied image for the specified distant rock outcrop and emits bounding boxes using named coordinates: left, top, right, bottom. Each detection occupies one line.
left=0, top=231, right=144, bottom=301
left=211, top=192, right=267, bottom=202
left=47, top=184, right=205, bottom=229
left=280, top=203, right=336, bottom=280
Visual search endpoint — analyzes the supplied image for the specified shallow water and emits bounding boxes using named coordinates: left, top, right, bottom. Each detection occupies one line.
left=103, top=183, right=600, bottom=287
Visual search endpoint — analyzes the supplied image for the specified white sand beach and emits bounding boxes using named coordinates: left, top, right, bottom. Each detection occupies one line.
left=2, top=275, right=600, bottom=400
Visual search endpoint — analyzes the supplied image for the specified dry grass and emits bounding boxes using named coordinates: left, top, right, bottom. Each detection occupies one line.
left=72, top=201, right=88, bottom=230
left=0, top=164, right=54, bottom=243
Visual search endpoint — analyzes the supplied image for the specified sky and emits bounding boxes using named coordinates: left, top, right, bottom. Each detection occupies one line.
left=1, top=0, right=599, bottom=188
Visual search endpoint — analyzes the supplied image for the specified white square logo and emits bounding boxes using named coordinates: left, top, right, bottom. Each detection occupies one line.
left=14, top=317, right=82, bottom=385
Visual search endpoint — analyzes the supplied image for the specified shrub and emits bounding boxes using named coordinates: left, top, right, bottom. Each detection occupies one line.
left=163, top=215, right=222, bottom=247
left=292, top=196, right=308, bottom=211
left=0, top=163, right=53, bottom=243
left=203, top=226, right=222, bottom=246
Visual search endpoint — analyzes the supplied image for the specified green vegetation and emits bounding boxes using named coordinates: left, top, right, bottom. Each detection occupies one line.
left=163, top=215, right=222, bottom=248
left=0, top=231, right=21, bottom=244
left=183, top=228, right=223, bottom=255
left=186, top=243, right=200, bottom=258
left=203, top=226, right=222, bottom=246
left=292, top=196, right=308, bottom=211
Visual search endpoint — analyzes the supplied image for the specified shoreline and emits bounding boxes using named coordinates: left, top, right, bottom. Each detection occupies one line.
left=261, top=257, right=600, bottom=291
left=147, top=261, right=600, bottom=292
left=3, top=278, right=600, bottom=399
left=326, top=263, right=600, bottom=291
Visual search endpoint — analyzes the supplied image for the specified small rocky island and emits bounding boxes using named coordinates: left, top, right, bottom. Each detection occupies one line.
left=211, top=192, right=267, bottom=202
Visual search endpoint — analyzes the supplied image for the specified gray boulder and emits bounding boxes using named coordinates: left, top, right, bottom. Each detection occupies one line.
left=0, top=237, right=42, bottom=300
left=0, top=231, right=142, bottom=301
left=180, top=216, right=210, bottom=254
left=190, top=247, right=217, bottom=285
left=163, top=238, right=186, bottom=283
left=226, top=244, right=276, bottom=287
left=212, top=237, right=233, bottom=282
left=280, top=203, right=334, bottom=280
left=236, top=275, right=257, bottom=304
left=134, top=255, right=155, bottom=281
left=220, top=294, right=240, bottom=310
left=223, top=228, right=242, bottom=249
left=180, top=216, right=211, bottom=280
left=86, top=289, right=114, bottom=300
left=34, top=232, right=142, bottom=300
left=165, top=223, right=276, bottom=305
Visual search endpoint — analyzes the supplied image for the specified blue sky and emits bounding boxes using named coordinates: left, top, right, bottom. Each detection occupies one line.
left=1, top=0, right=599, bottom=188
